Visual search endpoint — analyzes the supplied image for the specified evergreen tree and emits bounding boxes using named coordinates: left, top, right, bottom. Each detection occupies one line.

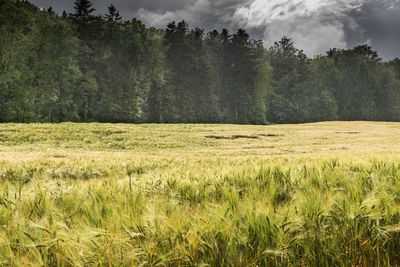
left=104, top=4, right=121, bottom=22
left=267, top=37, right=309, bottom=123
left=163, top=21, right=193, bottom=122
left=225, top=29, right=268, bottom=123
left=206, top=29, right=234, bottom=121
left=72, top=0, right=95, bottom=22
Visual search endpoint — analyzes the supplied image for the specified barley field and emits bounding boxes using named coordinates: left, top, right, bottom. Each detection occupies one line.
left=0, top=122, right=400, bottom=266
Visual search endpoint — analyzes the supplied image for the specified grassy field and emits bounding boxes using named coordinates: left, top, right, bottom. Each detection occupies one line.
left=1, top=122, right=400, bottom=266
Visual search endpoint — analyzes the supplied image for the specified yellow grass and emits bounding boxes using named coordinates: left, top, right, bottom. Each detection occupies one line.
left=0, top=121, right=400, bottom=266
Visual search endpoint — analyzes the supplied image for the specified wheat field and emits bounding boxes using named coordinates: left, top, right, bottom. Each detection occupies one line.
left=0, top=122, right=400, bottom=266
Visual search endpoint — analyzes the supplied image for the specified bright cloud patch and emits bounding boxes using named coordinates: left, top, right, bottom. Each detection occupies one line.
left=230, top=0, right=366, bottom=55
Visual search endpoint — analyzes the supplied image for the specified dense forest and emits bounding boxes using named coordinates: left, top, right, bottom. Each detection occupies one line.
left=1, top=0, right=400, bottom=124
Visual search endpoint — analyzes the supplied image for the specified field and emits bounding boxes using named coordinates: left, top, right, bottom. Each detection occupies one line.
left=1, top=122, right=400, bottom=266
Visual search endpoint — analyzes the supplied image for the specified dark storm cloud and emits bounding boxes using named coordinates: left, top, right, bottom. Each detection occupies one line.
left=27, top=0, right=400, bottom=59
left=347, top=0, right=400, bottom=59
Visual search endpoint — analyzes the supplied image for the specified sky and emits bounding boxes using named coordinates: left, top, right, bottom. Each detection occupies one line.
left=28, top=0, right=400, bottom=60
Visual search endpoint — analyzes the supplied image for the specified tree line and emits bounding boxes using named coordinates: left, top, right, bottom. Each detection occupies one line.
left=1, top=0, right=400, bottom=124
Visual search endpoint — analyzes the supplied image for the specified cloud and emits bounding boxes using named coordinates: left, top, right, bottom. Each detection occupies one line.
left=132, top=0, right=253, bottom=30
left=134, top=0, right=210, bottom=28
left=228, top=0, right=366, bottom=55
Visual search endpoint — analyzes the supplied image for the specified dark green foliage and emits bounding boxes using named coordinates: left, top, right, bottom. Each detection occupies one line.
left=327, top=45, right=381, bottom=120
left=0, top=1, right=400, bottom=124
left=267, top=38, right=338, bottom=123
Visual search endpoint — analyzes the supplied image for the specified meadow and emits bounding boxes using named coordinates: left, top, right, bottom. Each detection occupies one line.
left=0, top=122, right=400, bottom=266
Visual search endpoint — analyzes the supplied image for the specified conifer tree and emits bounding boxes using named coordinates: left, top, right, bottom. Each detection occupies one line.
left=105, top=4, right=121, bottom=22
left=72, top=0, right=95, bottom=21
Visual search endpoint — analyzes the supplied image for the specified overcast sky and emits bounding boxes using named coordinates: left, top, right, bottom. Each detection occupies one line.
left=28, top=0, right=400, bottom=59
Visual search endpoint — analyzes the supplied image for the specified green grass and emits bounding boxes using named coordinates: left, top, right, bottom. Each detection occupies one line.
left=0, top=122, right=400, bottom=266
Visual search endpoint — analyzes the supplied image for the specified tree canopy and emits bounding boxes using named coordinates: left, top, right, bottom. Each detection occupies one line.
left=1, top=0, right=399, bottom=124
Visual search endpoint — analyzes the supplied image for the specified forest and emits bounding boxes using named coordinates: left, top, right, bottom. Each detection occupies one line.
left=1, top=0, right=400, bottom=124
